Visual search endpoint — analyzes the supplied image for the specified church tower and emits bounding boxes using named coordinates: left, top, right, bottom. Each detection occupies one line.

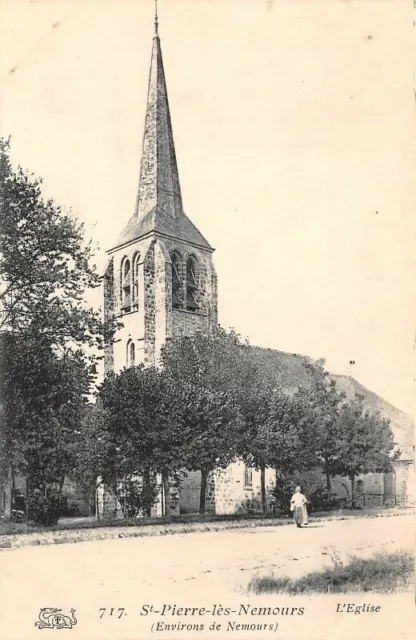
left=104, top=13, right=217, bottom=374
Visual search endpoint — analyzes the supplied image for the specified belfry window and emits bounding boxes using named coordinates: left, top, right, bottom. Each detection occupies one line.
left=132, top=254, right=140, bottom=310
left=186, top=257, right=198, bottom=311
left=171, top=253, right=182, bottom=309
left=121, top=258, right=131, bottom=313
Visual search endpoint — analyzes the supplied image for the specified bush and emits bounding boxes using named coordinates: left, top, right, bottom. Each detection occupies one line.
left=271, top=473, right=296, bottom=515
left=27, top=490, right=64, bottom=526
left=307, top=486, right=343, bottom=513
left=116, top=476, right=159, bottom=518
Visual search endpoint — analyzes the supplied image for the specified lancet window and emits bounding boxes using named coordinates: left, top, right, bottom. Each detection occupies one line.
left=121, top=258, right=131, bottom=313
left=132, top=253, right=140, bottom=310
left=186, top=256, right=198, bottom=311
left=171, top=252, right=183, bottom=309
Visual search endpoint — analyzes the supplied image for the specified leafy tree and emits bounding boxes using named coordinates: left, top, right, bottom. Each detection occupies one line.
left=69, top=403, right=109, bottom=517
left=331, top=395, right=397, bottom=507
left=0, top=333, right=91, bottom=502
left=176, top=383, right=242, bottom=514
left=0, top=139, right=113, bottom=514
left=300, top=360, right=346, bottom=497
left=97, top=366, right=187, bottom=517
left=161, top=328, right=256, bottom=513
left=0, top=138, right=108, bottom=351
left=299, top=361, right=397, bottom=506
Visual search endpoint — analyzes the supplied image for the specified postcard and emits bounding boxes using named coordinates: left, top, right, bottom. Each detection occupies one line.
left=0, top=1, right=414, bottom=639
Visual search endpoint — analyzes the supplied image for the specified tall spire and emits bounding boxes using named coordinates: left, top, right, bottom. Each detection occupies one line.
left=135, top=5, right=183, bottom=221
left=111, top=6, right=212, bottom=252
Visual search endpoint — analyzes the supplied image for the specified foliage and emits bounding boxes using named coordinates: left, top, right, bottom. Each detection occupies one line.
left=0, top=334, right=91, bottom=494
left=27, top=489, right=64, bottom=526
left=161, top=328, right=254, bottom=512
left=271, top=472, right=296, bottom=514
left=96, top=366, right=188, bottom=516
left=116, top=475, right=159, bottom=519
left=0, top=138, right=107, bottom=351
left=0, top=140, right=112, bottom=512
left=333, top=396, right=397, bottom=478
left=307, top=486, right=343, bottom=513
left=248, top=551, right=413, bottom=594
left=299, top=361, right=396, bottom=504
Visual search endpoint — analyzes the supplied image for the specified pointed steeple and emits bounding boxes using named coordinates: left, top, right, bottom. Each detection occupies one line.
left=135, top=15, right=183, bottom=221
left=111, top=13, right=212, bottom=252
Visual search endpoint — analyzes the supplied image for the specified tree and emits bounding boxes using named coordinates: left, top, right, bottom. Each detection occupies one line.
left=331, top=395, right=397, bottom=507
left=97, top=366, right=187, bottom=517
left=0, top=333, right=92, bottom=502
left=0, top=139, right=113, bottom=512
left=176, top=383, right=242, bottom=514
left=0, top=138, right=108, bottom=352
left=161, top=328, right=256, bottom=513
left=300, top=360, right=346, bottom=497
left=299, top=361, right=397, bottom=507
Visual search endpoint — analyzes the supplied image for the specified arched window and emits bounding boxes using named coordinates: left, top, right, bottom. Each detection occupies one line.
left=186, top=256, right=198, bottom=311
left=171, top=252, right=183, bottom=309
left=126, top=340, right=135, bottom=367
left=132, top=253, right=140, bottom=310
left=121, top=258, right=131, bottom=313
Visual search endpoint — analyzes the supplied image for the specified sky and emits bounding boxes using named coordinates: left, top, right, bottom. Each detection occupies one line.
left=1, top=0, right=415, bottom=415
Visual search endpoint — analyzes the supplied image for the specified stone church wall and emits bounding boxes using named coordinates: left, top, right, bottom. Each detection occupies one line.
left=205, top=462, right=275, bottom=515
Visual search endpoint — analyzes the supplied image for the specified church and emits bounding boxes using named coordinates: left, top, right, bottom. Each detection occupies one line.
left=98, top=13, right=414, bottom=519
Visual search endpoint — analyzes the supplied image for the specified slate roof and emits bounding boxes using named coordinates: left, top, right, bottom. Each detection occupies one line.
left=249, top=346, right=414, bottom=461
left=112, top=207, right=212, bottom=253
left=109, top=27, right=212, bottom=253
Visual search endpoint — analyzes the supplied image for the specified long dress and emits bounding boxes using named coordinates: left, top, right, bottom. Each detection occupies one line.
left=293, top=506, right=303, bottom=526
left=291, top=493, right=307, bottom=527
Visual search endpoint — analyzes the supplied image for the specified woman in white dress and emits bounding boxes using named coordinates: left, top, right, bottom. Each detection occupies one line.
left=290, top=486, right=308, bottom=528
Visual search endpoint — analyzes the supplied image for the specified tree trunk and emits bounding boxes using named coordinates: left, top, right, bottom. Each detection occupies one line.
left=260, top=465, right=267, bottom=515
left=143, top=470, right=152, bottom=517
left=199, top=468, right=209, bottom=515
left=25, top=474, right=30, bottom=517
left=162, top=471, right=171, bottom=518
left=325, top=468, right=331, bottom=500
left=350, top=475, right=356, bottom=509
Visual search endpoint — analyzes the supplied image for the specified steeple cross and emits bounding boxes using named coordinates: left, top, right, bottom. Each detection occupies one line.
left=155, top=0, right=159, bottom=35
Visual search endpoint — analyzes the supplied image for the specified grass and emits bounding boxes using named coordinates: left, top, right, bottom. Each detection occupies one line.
left=0, top=512, right=286, bottom=537
left=0, top=507, right=411, bottom=546
left=0, top=507, right=403, bottom=538
left=248, top=551, right=414, bottom=595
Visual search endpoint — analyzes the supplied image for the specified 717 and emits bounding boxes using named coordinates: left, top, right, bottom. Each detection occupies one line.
left=99, top=608, right=126, bottom=619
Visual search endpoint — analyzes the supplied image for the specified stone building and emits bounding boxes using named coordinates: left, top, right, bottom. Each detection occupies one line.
left=103, top=18, right=217, bottom=376
left=99, top=16, right=217, bottom=518
left=99, top=16, right=414, bottom=519
left=199, top=349, right=414, bottom=515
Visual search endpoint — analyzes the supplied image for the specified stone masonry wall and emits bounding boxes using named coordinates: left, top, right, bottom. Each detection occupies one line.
left=154, top=241, right=172, bottom=364
left=395, top=461, right=415, bottom=506
left=207, top=462, right=275, bottom=515
left=143, top=243, right=156, bottom=366
left=103, top=258, right=115, bottom=375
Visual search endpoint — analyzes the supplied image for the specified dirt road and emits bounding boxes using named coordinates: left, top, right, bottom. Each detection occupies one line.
left=0, top=513, right=413, bottom=640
